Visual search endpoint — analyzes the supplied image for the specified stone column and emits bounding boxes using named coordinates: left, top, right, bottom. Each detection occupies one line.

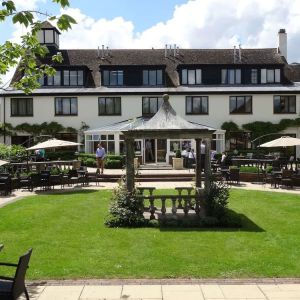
left=195, top=138, right=202, bottom=188
left=125, top=136, right=135, bottom=192
left=204, top=138, right=212, bottom=192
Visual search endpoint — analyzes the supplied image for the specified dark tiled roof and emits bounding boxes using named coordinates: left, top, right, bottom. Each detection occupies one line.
left=11, top=48, right=286, bottom=87
left=285, top=64, right=300, bottom=82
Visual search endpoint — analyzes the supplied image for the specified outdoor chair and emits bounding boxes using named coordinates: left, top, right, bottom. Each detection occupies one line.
left=19, top=176, right=33, bottom=192
left=0, top=248, right=32, bottom=300
left=67, top=169, right=79, bottom=186
left=86, top=172, right=101, bottom=186
left=229, top=168, right=240, bottom=185
left=0, top=175, right=12, bottom=196
left=281, top=169, right=294, bottom=189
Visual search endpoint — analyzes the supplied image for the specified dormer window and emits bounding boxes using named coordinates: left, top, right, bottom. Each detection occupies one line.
left=221, top=69, right=241, bottom=84
left=38, top=69, right=84, bottom=87
left=63, top=70, right=84, bottom=86
left=260, top=69, right=280, bottom=83
left=143, top=69, right=163, bottom=86
left=181, top=69, right=202, bottom=85
left=102, top=70, right=123, bottom=86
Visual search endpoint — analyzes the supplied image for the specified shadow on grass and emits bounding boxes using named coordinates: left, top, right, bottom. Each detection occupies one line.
left=34, top=188, right=101, bottom=196
left=155, top=209, right=264, bottom=233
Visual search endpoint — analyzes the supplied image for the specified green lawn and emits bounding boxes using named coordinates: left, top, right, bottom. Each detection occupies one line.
left=0, top=189, right=300, bottom=279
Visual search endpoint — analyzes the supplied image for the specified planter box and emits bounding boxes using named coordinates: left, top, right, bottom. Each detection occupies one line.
left=172, top=157, right=184, bottom=170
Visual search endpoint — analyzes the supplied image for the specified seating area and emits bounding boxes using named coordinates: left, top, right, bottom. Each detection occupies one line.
left=0, top=168, right=104, bottom=195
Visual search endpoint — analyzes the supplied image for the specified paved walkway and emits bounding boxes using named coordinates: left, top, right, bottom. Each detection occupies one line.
left=23, top=280, right=300, bottom=300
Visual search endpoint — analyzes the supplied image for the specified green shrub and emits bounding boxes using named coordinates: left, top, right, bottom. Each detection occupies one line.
left=85, top=158, right=96, bottom=167
left=265, top=165, right=273, bottom=173
left=148, top=219, right=159, bottom=228
left=205, top=179, right=230, bottom=219
left=175, top=149, right=182, bottom=158
left=105, top=182, right=145, bottom=227
left=0, top=144, right=27, bottom=161
left=105, top=159, right=122, bottom=169
left=46, top=151, right=75, bottom=161
left=239, top=166, right=259, bottom=173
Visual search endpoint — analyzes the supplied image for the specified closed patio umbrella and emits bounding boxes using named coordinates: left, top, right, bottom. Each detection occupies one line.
left=0, top=159, right=9, bottom=166
left=259, top=136, right=300, bottom=147
left=26, top=138, right=81, bottom=151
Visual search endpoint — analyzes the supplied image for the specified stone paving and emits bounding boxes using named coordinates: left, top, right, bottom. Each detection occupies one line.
left=22, top=281, right=300, bottom=300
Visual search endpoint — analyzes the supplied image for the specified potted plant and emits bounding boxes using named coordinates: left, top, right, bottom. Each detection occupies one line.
left=172, top=149, right=184, bottom=169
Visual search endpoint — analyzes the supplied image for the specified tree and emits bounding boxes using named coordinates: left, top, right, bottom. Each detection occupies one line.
left=0, top=0, right=76, bottom=93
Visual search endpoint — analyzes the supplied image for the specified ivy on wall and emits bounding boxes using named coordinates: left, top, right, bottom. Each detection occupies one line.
left=221, top=118, right=300, bottom=141
left=0, top=121, right=77, bottom=137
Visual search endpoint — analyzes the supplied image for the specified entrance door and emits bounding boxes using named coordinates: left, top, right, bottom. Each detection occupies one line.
left=145, top=139, right=155, bottom=163
left=156, top=139, right=167, bottom=163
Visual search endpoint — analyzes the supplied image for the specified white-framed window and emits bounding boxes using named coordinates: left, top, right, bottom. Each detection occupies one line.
left=221, top=69, right=241, bottom=84
left=261, top=69, right=280, bottom=83
left=181, top=69, right=202, bottom=85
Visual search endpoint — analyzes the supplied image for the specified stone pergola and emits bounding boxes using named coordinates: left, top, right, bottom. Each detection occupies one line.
left=122, top=94, right=215, bottom=192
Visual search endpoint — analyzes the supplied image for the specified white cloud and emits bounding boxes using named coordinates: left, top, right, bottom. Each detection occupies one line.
left=5, top=0, right=300, bottom=64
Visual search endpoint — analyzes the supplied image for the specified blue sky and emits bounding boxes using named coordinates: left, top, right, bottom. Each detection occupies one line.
left=1, top=0, right=300, bottom=63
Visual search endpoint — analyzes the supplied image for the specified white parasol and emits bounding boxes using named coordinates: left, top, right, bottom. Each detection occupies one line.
left=26, top=138, right=81, bottom=151
left=259, top=136, right=300, bottom=147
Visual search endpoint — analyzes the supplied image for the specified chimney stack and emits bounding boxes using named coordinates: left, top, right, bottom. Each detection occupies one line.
left=278, top=28, right=287, bottom=61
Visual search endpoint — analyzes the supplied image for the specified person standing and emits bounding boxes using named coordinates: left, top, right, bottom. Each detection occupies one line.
left=96, top=143, right=106, bottom=174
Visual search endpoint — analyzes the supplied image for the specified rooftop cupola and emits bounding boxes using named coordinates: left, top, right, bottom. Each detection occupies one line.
left=37, top=21, right=60, bottom=52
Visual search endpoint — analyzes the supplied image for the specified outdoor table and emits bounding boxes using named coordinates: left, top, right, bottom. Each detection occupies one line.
left=272, top=171, right=282, bottom=188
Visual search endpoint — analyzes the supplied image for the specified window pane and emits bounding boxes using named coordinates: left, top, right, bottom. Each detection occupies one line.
left=108, top=135, right=114, bottom=140
left=261, top=69, right=267, bottom=83
left=115, top=98, right=121, bottom=114
left=186, top=97, right=192, bottom=113
left=245, top=96, right=252, bottom=113
left=108, top=141, right=115, bottom=153
left=37, top=30, right=44, bottom=43
left=267, top=69, right=274, bottom=83
left=157, top=70, right=163, bottom=85
left=64, top=70, right=69, bottom=85
left=103, top=70, right=109, bottom=85
left=193, top=97, right=201, bottom=113
left=289, top=97, right=296, bottom=113
left=275, top=69, right=281, bottom=83
left=27, top=99, right=33, bottom=115
left=142, top=97, right=149, bottom=114
left=221, top=69, right=227, bottom=84
left=149, top=98, right=157, bottom=114
left=11, top=100, right=18, bottom=115
left=55, top=98, right=62, bottom=115
left=230, top=97, right=236, bottom=113
left=54, top=71, right=61, bottom=85
left=70, top=98, right=77, bottom=114
left=236, top=96, right=245, bottom=112
left=70, top=71, right=77, bottom=85
left=99, top=98, right=105, bottom=114
left=182, top=69, right=187, bottom=84
left=47, top=75, right=53, bottom=85
left=228, top=69, right=235, bottom=84
left=274, top=96, right=281, bottom=113
left=202, top=97, right=208, bottom=113
left=158, top=97, right=163, bottom=109
left=235, top=69, right=241, bottom=84
left=106, top=98, right=114, bottom=114
left=251, top=69, right=257, bottom=84
left=188, top=69, right=195, bottom=84
left=110, top=71, right=117, bottom=85
left=117, top=71, right=123, bottom=85
left=62, top=99, right=69, bottom=114
left=78, top=70, right=83, bottom=85
left=44, top=30, right=53, bottom=43
left=149, top=70, right=156, bottom=85
left=143, top=70, right=148, bottom=85
left=196, top=69, right=202, bottom=84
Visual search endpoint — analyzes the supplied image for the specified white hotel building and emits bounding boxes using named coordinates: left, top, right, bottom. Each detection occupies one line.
left=1, top=22, right=300, bottom=163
